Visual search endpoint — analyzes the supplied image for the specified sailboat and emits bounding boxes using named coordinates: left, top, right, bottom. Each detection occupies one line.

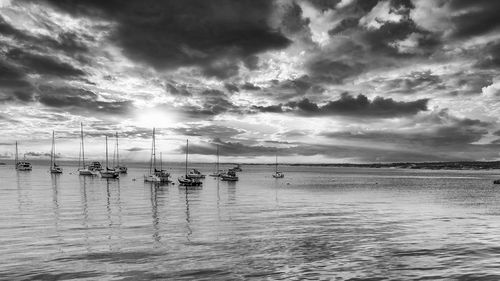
left=144, top=128, right=161, bottom=182
left=178, top=140, right=202, bottom=186
left=49, top=131, right=63, bottom=173
left=272, top=153, right=284, bottom=178
left=209, top=144, right=223, bottom=177
left=113, top=132, right=127, bottom=173
left=155, top=152, right=171, bottom=183
left=15, top=141, right=32, bottom=171
left=100, top=136, right=119, bottom=178
left=78, top=123, right=98, bottom=176
left=221, top=168, right=239, bottom=181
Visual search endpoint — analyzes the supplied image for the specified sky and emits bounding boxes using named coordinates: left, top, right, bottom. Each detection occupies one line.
left=1, top=0, right=500, bottom=164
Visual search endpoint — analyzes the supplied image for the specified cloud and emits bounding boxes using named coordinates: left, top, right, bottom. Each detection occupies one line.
left=447, top=1, right=500, bottom=39
left=6, top=48, right=85, bottom=77
left=253, top=93, right=429, bottom=118
left=37, top=85, right=133, bottom=115
left=0, top=61, right=35, bottom=102
left=166, top=83, right=191, bottom=97
left=41, top=0, right=291, bottom=79
left=126, top=147, right=147, bottom=152
left=174, top=124, right=244, bottom=139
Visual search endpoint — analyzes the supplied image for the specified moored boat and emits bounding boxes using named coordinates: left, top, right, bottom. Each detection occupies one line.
left=78, top=123, right=98, bottom=176
left=100, top=136, right=119, bottom=179
left=221, top=168, right=239, bottom=181
left=113, top=132, right=127, bottom=173
left=272, top=154, right=284, bottom=178
left=15, top=141, right=32, bottom=171
left=144, top=128, right=161, bottom=183
left=178, top=140, right=202, bottom=187
left=49, top=131, right=62, bottom=174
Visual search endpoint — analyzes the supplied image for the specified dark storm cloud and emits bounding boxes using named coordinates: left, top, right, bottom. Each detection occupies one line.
left=224, top=83, right=239, bottom=93
left=0, top=15, right=90, bottom=57
left=183, top=137, right=464, bottom=162
left=381, top=70, right=443, bottom=95
left=241, top=82, right=261, bottom=91
left=166, top=83, right=191, bottom=97
left=0, top=61, right=35, bottom=103
left=37, top=85, right=132, bottom=115
left=126, top=147, right=147, bottom=152
left=448, top=1, right=500, bottom=39
left=308, top=60, right=365, bottom=84
left=181, top=138, right=281, bottom=156
left=24, top=152, right=51, bottom=157
left=6, top=48, right=85, bottom=77
left=475, top=41, right=500, bottom=69
left=174, top=125, right=244, bottom=139
left=322, top=111, right=491, bottom=148
left=183, top=89, right=241, bottom=118
left=253, top=93, right=428, bottom=118
left=41, top=0, right=291, bottom=79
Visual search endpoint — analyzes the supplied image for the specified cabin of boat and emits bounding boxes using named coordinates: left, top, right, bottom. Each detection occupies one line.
left=272, top=171, right=285, bottom=178
left=154, top=169, right=170, bottom=182
left=233, top=164, right=242, bottom=172
left=89, top=161, right=103, bottom=171
left=50, top=163, right=63, bottom=174
left=178, top=175, right=202, bottom=186
left=115, top=165, right=128, bottom=174
left=221, top=168, right=239, bottom=181
left=101, top=168, right=119, bottom=178
left=186, top=169, right=205, bottom=179
left=16, top=161, right=32, bottom=171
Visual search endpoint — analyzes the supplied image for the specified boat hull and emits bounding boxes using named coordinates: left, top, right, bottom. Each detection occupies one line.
left=144, top=174, right=161, bottom=182
left=50, top=168, right=63, bottom=174
left=79, top=169, right=97, bottom=176
left=100, top=171, right=119, bottom=178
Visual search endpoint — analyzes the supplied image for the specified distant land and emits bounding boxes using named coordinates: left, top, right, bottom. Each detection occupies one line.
left=2, top=160, right=500, bottom=170
left=281, top=161, right=500, bottom=170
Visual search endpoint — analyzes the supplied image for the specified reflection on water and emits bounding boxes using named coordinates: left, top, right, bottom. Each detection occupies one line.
left=2, top=164, right=500, bottom=280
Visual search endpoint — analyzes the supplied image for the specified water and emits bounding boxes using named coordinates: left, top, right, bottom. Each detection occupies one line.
left=2, top=163, right=500, bottom=280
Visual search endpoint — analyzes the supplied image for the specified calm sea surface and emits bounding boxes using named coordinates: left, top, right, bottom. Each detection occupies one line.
left=2, top=163, right=500, bottom=280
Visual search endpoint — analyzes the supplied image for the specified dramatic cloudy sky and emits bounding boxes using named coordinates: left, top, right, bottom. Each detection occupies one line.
left=1, top=0, right=500, bottom=163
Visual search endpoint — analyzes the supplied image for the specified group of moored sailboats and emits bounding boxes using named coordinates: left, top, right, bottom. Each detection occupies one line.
left=78, top=123, right=126, bottom=178
left=14, top=123, right=128, bottom=178
left=13, top=125, right=286, bottom=181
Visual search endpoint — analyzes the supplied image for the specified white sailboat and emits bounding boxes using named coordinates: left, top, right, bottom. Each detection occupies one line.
left=155, top=152, right=171, bottom=183
left=78, top=123, right=98, bottom=176
left=209, top=144, right=223, bottom=177
left=272, top=153, right=284, bottom=178
left=100, top=136, right=119, bottom=179
left=49, top=131, right=62, bottom=174
left=113, top=132, right=127, bottom=173
left=15, top=141, right=32, bottom=171
left=178, top=140, right=202, bottom=186
left=144, top=128, right=161, bottom=182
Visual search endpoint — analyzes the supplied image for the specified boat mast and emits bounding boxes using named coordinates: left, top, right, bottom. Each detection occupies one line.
left=185, top=139, right=188, bottom=176
left=51, top=131, right=55, bottom=168
left=153, top=128, right=156, bottom=171
left=15, top=141, right=18, bottom=166
left=160, top=152, right=163, bottom=171
left=216, top=144, right=219, bottom=173
left=80, top=123, right=85, bottom=168
left=115, top=132, right=119, bottom=167
left=105, top=135, right=109, bottom=170
left=275, top=153, right=278, bottom=174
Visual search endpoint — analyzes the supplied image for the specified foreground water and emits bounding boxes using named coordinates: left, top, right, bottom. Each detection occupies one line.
left=2, top=163, right=500, bottom=280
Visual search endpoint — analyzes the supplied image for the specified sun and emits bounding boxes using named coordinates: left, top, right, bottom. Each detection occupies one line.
left=133, top=108, right=178, bottom=129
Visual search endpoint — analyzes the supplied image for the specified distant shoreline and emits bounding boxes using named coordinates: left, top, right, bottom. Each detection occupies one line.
left=2, top=160, right=500, bottom=170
